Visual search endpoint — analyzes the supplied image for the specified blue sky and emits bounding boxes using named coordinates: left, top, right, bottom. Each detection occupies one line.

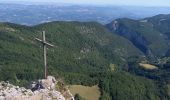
left=1, top=0, right=170, bottom=7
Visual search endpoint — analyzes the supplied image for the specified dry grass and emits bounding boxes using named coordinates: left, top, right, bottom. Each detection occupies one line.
left=69, top=85, right=100, bottom=100
left=139, top=63, right=158, bottom=70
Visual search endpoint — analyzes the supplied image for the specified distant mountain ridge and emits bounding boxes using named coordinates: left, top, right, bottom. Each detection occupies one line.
left=1, top=3, right=170, bottom=25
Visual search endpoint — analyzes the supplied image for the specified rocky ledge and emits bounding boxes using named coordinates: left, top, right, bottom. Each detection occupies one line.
left=0, top=76, right=74, bottom=100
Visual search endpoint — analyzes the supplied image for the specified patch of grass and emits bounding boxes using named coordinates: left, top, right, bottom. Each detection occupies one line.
left=69, top=85, right=100, bottom=100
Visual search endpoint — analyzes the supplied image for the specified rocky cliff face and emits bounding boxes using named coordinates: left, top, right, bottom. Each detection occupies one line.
left=0, top=76, right=74, bottom=100
left=106, top=20, right=152, bottom=56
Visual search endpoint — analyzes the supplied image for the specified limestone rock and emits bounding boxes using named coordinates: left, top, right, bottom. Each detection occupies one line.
left=0, top=76, right=74, bottom=100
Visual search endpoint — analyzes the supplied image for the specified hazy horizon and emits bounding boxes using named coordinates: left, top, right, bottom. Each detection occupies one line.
left=1, top=0, right=170, bottom=7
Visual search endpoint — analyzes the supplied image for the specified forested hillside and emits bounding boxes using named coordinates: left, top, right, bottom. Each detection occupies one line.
left=0, top=19, right=169, bottom=100
left=106, top=14, right=170, bottom=58
left=0, top=21, right=143, bottom=84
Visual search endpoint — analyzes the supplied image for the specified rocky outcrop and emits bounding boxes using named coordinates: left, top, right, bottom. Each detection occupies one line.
left=0, top=76, right=74, bottom=100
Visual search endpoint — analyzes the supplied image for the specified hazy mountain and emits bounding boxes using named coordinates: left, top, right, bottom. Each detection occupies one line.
left=1, top=3, right=170, bottom=25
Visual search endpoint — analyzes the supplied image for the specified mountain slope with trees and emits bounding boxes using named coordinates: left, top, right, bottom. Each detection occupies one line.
left=0, top=19, right=169, bottom=99
left=106, top=15, right=170, bottom=58
left=0, top=21, right=143, bottom=85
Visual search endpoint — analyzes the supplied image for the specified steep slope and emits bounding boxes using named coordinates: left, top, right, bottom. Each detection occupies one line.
left=146, top=14, right=170, bottom=37
left=146, top=14, right=170, bottom=56
left=106, top=17, right=170, bottom=58
left=0, top=21, right=143, bottom=85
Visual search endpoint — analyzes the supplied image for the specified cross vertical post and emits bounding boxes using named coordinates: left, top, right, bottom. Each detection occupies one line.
left=36, top=31, right=54, bottom=79
left=42, top=31, right=47, bottom=79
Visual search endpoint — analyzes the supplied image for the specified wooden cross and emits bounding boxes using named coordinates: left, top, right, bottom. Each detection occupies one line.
left=35, top=31, right=54, bottom=79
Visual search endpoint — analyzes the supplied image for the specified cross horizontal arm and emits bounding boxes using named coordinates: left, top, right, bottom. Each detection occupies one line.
left=35, top=38, right=43, bottom=42
left=44, top=42, right=54, bottom=47
left=35, top=38, right=54, bottom=47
